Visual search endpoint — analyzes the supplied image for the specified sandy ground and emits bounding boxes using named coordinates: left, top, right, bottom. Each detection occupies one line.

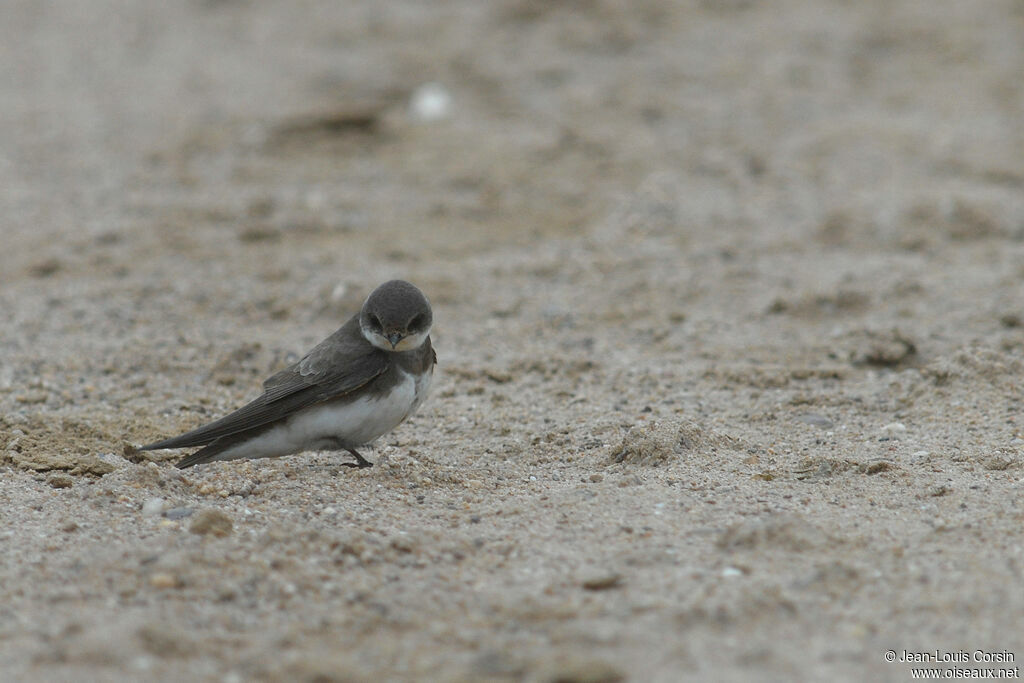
left=3, top=1, right=1024, bottom=681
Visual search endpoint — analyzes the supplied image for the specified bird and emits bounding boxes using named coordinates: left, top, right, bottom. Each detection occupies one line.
left=140, top=280, right=436, bottom=469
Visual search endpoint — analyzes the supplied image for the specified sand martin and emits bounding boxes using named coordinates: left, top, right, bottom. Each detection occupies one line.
left=140, top=280, right=436, bottom=469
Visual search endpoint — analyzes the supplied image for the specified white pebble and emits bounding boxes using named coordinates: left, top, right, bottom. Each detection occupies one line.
left=329, top=282, right=350, bottom=303
left=131, top=655, right=154, bottom=671
left=141, top=498, right=166, bottom=516
left=881, top=422, right=907, bottom=434
left=409, top=82, right=452, bottom=122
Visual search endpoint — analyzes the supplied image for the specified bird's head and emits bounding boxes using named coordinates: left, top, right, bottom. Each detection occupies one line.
left=359, top=280, right=433, bottom=352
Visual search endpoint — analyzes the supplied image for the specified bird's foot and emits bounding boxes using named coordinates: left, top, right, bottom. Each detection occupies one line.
left=340, top=448, right=373, bottom=469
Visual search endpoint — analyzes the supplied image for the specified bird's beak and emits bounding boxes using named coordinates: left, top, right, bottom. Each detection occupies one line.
left=386, top=332, right=404, bottom=349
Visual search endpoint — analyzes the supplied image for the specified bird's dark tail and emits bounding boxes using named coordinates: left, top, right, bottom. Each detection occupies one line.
left=173, top=420, right=280, bottom=468
left=175, top=437, right=237, bottom=469
left=141, top=432, right=215, bottom=452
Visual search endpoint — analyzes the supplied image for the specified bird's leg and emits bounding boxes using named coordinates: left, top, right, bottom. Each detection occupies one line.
left=320, top=437, right=373, bottom=469
left=340, top=447, right=373, bottom=469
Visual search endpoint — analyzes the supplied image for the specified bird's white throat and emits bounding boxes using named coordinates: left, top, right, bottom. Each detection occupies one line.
left=361, top=325, right=430, bottom=352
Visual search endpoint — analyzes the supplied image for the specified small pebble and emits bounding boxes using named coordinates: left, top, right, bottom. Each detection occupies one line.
left=189, top=509, right=233, bottom=537
left=534, top=656, right=625, bottom=683
left=47, top=474, right=74, bottom=489
left=589, top=473, right=604, bottom=483
left=149, top=572, right=181, bottom=589
left=999, top=313, right=1022, bottom=328
left=141, top=498, right=166, bottom=516
left=795, top=413, right=834, bottom=429
left=881, top=422, right=907, bottom=435
left=983, top=456, right=1011, bottom=471
left=96, top=452, right=125, bottom=470
left=864, top=461, right=892, bottom=475
left=409, top=82, right=452, bottom=122
left=164, top=507, right=194, bottom=520
left=131, top=655, right=154, bottom=672
left=581, top=573, right=623, bottom=591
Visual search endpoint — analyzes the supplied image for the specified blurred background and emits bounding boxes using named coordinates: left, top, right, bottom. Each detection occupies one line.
left=6, top=0, right=1022, bottom=267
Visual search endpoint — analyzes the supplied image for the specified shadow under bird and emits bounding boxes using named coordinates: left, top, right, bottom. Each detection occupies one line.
left=140, top=280, right=436, bottom=469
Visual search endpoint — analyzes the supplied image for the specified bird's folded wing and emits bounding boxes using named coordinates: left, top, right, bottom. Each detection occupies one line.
left=142, top=331, right=386, bottom=450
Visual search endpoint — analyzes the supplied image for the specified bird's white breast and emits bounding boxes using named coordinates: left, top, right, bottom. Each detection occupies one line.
left=292, top=370, right=421, bottom=446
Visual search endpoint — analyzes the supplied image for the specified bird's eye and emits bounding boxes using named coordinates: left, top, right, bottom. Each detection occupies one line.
left=370, top=316, right=383, bottom=330
left=410, top=314, right=426, bottom=330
